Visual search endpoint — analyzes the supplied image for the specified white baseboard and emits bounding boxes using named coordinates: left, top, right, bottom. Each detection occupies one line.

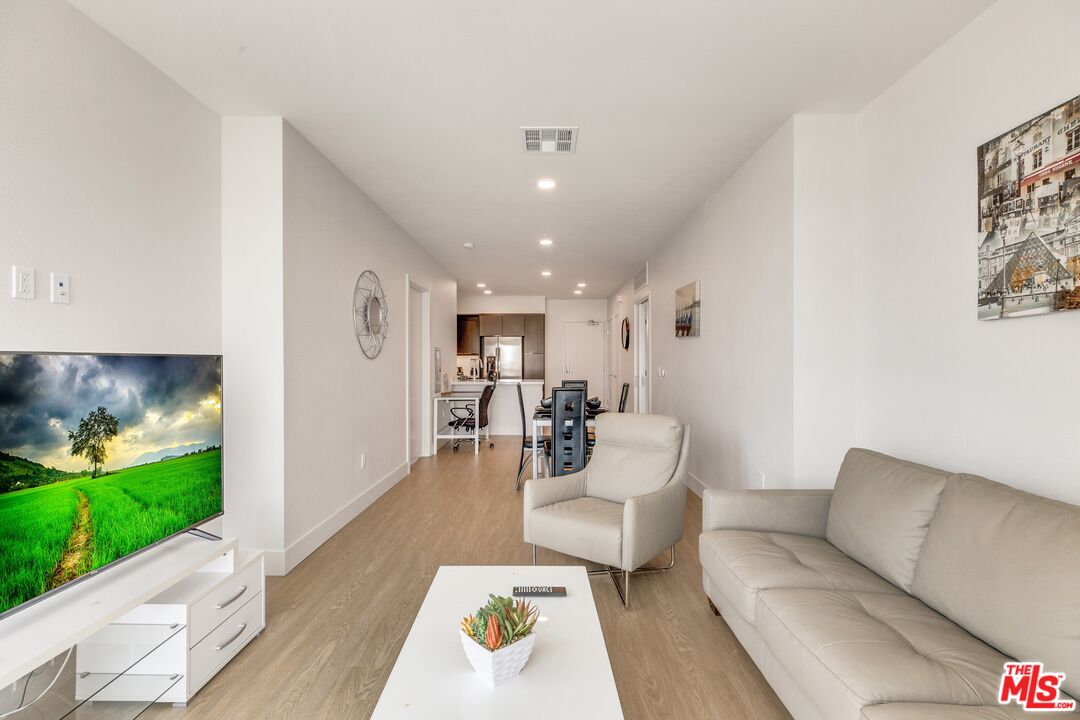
left=687, top=472, right=706, bottom=499
left=261, top=462, right=410, bottom=576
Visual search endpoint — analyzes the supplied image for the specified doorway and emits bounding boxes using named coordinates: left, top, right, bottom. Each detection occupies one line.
left=406, top=280, right=430, bottom=464
left=635, top=297, right=650, bottom=413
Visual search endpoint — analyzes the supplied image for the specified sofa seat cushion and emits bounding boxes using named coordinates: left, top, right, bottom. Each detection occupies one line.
left=528, top=497, right=623, bottom=567
left=699, top=530, right=901, bottom=622
left=756, top=588, right=1011, bottom=720
left=861, top=704, right=1077, bottom=719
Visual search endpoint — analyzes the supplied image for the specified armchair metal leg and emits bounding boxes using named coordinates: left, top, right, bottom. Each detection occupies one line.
left=585, top=546, right=676, bottom=609
left=608, top=569, right=629, bottom=607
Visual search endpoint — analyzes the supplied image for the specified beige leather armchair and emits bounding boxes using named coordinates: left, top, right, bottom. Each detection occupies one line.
left=523, top=413, right=691, bottom=606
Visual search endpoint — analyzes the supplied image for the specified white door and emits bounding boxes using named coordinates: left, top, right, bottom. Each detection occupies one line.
left=562, top=321, right=605, bottom=400
left=635, top=298, right=650, bottom=413
left=408, top=285, right=423, bottom=463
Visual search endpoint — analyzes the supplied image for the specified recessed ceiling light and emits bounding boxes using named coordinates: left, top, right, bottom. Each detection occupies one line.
left=539, top=237, right=553, bottom=246
left=463, top=242, right=476, bottom=249
left=536, top=178, right=557, bottom=190
left=573, top=290, right=583, bottom=295
left=541, top=271, right=551, bottom=277
left=483, top=289, right=492, bottom=295
left=476, top=283, right=486, bottom=288
left=577, top=283, right=587, bottom=288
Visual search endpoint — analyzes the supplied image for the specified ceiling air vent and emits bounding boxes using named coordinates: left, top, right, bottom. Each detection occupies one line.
left=521, top=127, right=578, bottom=153
left=634, top=264, right=649, bottom=292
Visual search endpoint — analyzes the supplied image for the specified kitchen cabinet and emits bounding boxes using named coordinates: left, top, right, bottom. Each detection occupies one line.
left=524, top=352, right=545, bottom=380
left=501, top=313, right=525, bottom=336
left=478, top=314, right=502, bottom=336
left=456, top=315, right=480, bottom=355
left=524, top=314, right=545, bottom=353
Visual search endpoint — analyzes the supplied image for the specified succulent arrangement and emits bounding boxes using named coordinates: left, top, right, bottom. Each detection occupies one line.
left=460, top=594, right=539, bottom=651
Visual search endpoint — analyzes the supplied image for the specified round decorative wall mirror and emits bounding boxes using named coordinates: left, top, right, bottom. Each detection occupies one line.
left=621, top=316, right=631, bottom=350
left=353, top=270, right=388, bottom=359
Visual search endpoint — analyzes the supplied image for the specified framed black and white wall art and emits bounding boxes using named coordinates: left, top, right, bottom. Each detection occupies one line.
left=978, top=94, right=1080, bottom=319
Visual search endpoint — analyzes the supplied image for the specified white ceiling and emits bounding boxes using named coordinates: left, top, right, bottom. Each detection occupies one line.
left=69, top=0, right=992, bottom=299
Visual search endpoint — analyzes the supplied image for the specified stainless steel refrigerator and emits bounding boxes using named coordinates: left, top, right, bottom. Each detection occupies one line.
left=482, top=336, right=523, bottom=380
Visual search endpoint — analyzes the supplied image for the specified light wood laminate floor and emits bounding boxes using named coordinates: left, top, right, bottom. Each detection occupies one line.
left=146, top=438, right=790, bottom=720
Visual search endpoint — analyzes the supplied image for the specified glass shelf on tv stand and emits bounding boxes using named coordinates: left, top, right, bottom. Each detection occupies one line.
left=2, top=623, right=184, bottom=720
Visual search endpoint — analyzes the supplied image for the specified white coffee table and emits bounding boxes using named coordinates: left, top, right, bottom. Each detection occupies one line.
left=372, top=565, right=623, bottom=719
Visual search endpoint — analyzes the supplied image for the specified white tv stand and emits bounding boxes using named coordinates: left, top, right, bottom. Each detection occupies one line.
left=0, top=534, right=265, bottom=713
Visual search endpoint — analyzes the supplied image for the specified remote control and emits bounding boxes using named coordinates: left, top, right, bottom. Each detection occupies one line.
left=512, top=585, right=567, bottom=597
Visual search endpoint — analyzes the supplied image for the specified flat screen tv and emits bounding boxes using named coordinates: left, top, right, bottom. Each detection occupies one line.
left=0, top=353, right=223, bottom=620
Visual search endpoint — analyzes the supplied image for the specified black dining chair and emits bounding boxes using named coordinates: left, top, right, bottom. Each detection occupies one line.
left=543, top=386, right=587, bottom=476
left=449, top=382, right=496, bottom=452
left=618, top=382, right=630, bottom=413
left=515, top=383, right=541, bottom=492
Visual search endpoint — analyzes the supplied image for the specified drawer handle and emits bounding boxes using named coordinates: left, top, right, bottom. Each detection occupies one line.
left=215, top=585, right=248, bottom=610
left=215, top=623, right=247, bottom=651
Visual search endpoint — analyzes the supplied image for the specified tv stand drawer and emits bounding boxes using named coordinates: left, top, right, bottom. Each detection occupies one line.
left=189, top=556, right=264, bottom=647
left=189, top=592, right=263, bottom=692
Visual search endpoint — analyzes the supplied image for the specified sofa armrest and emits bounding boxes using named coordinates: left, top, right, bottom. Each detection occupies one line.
left=702, top=489, right=833, bottom=538
left=522, top=471, right=587, bottom=541
left=623, top=481, right=687, bottom=572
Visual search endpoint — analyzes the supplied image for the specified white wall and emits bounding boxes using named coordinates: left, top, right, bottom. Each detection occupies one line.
left=854, top=0, right=1080, bottom=504
left=614, top=0, right=1080, bottom=505
left=458, top=295, right=546, bottom=314
left=608, top=281, right=640, bottom=413
left=0, top=0, right=221, bottom=355
left=221, top=117, right=285, bottom=557
left=0, top=0, right=221, bottom=537
left=628, top=121, right=797, bottom=492
left=792, top=115, right=858, bottom=485
left=280, top=123, right=456, bottom=572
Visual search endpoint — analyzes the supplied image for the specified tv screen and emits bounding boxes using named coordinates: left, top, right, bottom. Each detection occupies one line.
left=0, top=353, right=223, bottom=619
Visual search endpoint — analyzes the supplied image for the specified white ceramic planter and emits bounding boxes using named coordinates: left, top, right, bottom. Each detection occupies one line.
left=459, top=630, right=536, bottom=686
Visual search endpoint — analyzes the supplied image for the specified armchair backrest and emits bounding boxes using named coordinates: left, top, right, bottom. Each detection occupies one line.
left=586, top=413, right=686, bottom=504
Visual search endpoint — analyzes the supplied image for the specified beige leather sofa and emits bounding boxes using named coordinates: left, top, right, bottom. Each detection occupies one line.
left=700, top=448, right=1080, bottom=719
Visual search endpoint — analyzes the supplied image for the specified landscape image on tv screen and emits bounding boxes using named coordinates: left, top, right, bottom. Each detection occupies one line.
left=0, top=353, right=223, bottom=618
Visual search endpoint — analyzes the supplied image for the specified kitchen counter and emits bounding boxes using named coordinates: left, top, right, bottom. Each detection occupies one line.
left=452, top=379, right=544, bottom=386
left=441, top=379, right=545, bottom=437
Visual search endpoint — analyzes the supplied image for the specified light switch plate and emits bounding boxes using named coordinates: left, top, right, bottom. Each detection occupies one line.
left=11, top=266, right=34, bottom=300
left=50, top=272, right=70, bottom=304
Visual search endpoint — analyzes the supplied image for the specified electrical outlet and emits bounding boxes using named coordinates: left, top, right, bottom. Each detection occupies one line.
left=758, top=471, right=766, bottom=488
left=11, top=266, right=34, bottom=300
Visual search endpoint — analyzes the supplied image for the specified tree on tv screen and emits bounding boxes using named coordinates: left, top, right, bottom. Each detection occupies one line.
left=68, top=406, right=119, bottom=477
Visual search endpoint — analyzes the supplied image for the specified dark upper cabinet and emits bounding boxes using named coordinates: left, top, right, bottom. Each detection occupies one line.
left=524, top=314, right=545, bottom=353
left=501, top=313, right=525, bottom=336
left=478, top=313, right=502, bottom=337
left=524, top=353, right=545, bottom=380
left=457, top=315, right=480, bottom=355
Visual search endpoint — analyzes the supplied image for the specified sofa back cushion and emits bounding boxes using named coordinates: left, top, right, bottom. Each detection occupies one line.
left=911, top=473, right=1080, bottom=697
left=586, top=414, right=682, bottom=504
left=826, top=449, right=948, bottom=591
